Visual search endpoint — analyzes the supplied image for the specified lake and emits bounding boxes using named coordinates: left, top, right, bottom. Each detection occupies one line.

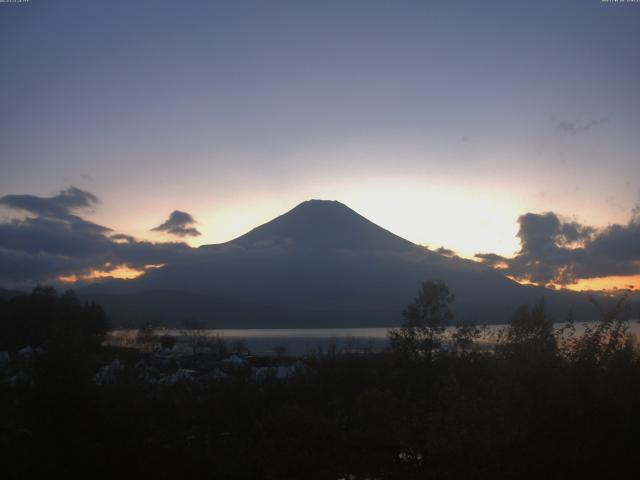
left=106, top=321, right=640, bottom=355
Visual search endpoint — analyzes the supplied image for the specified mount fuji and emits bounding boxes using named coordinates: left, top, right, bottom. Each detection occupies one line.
left=81, top=200, right=589, bottom=328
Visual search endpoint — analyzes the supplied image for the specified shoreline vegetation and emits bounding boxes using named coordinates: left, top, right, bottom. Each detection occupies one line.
left=2, top=282, right=640, bottom=478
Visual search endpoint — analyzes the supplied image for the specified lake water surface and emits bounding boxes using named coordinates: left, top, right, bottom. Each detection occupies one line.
left=107, top=321, right=640, bottom=355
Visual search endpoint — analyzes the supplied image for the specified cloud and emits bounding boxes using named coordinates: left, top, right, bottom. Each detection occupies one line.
left=152, top=210, right=201, bottom=237
left=474, top=253, right=508, bottom=268
left=476, top=208, right=640, bottom=286
left=435, top=246, right=457, bottom=258
left=110, top=233, right=136, bottom=243
left=0, top=186, right=99, bottom=220
left=555, top=118, right=607, bottom=135
left=0, top=187, right=194, bottom=286
left=0, top=187, right=109, bottom=235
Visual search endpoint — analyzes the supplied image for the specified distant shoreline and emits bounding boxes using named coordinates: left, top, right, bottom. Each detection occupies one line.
left=105, top=321, right=640, bottom=355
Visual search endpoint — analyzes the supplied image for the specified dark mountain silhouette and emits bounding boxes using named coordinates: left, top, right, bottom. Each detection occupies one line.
left=220, top=200, right=416, bottom=252
left=80, top=200, right=597, bottom=328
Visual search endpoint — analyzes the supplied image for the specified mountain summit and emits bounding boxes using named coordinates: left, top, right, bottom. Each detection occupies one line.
left=206, top=200, right=415, bottom=252
left=83, top=199, right=585, bottom=328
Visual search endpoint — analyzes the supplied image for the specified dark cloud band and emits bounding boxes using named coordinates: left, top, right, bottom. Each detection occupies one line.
left=0, top=188, right=193, bottom=286
left=476, top=208, right=640, bottom=286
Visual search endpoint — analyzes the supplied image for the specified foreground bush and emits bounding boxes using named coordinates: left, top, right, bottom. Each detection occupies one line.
left=1, top=284, right=639, bottom=479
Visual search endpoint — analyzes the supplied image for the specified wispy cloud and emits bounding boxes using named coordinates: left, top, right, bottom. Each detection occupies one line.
left=555, top=118, right=607, bottom=135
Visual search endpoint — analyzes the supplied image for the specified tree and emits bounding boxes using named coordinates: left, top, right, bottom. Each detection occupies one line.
left=136, top=319, right=159, bottom=352
left=495, top=300, right=557, bottom=363
left=389, top=280, right=454, bottom=360
left=566, top=293, right=634, bottom=366
left=182, top=319, right=209, bottom=355
left=0, top=286, right=107, bottom=354
left=274, top=345, right=287, bottom=359
left=231, top=338, right=249, bottom=355
left=452, top=320, right=482, bottom=355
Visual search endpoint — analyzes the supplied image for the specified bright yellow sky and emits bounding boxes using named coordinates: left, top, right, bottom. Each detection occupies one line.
left=90, top=173, right=629, bottom=258
left=111, top=176, right=531, bottom=258
left=131, top=175, right=628, bottom=260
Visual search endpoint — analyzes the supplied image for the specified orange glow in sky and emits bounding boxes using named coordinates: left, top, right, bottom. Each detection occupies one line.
left=560, top=275, right=640, bottom=292
left=507, top=274, right=640, bottom=292
left=58, top=264, right=164, bottom=284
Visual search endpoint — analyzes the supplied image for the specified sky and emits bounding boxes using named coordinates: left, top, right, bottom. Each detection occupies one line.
left=1, top=0, right=639, bottom=289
